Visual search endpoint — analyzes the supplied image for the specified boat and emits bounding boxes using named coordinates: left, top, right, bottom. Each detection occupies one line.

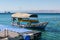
left=11, top=12, right=48, bottom=29
left=0, top=24, right=41, bottom=40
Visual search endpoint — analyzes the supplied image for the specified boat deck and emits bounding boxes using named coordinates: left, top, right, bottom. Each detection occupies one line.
left=0, top=24, right=41, bottom=40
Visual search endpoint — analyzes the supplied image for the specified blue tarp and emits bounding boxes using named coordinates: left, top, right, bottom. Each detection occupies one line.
left=0, top=24, right=32, bottom=33
left=25, top=35, right=30, bottom=40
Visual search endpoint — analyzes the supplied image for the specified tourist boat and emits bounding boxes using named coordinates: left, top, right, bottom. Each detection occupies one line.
left=11, top=12, right=48, bottom=29
left=0, top=24, right=41, bottom=40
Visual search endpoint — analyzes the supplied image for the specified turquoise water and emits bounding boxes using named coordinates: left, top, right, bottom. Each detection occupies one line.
left=0, top=13, right=60, bottom=40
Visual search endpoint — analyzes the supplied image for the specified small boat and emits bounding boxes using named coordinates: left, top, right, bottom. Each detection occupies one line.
left=11, top=12, right=48, bottom=30
left=0, top=25, right=41, bottom=40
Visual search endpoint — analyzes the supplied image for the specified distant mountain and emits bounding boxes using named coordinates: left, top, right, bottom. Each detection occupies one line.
left=0, top=10, right=60, bottom=13
left=27, top=10, right=60, bottom=13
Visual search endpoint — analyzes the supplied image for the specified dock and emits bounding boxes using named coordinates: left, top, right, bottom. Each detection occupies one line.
left=0, top=28, right=41, bottom=40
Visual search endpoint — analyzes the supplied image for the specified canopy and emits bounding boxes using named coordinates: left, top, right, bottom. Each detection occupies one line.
left=12, top=12, right=32, bottom=18
left=30, top=14, right=38, bottom=17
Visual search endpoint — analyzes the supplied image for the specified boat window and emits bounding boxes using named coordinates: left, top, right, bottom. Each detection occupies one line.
left=29, top=17, right=38, bottom=20
left=22, top=18, right=29, bottom=20
left=20, top=22, right=29, bottom=25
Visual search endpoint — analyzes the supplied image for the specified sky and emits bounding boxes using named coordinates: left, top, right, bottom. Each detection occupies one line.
left=0, top=0, right=60, bottom=12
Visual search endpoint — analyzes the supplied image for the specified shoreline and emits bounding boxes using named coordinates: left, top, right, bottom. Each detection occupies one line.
left=0, top=13, right=60, bottom=15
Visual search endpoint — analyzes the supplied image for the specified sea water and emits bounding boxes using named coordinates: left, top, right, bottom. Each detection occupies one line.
left=0, top=13, right=60, bottom=40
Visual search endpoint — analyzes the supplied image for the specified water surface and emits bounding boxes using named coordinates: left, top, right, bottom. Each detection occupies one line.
left=0, top=13, right=60, bottom=40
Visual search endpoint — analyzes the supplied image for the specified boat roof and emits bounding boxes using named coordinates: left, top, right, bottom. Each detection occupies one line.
left=11, top=12, right=38, bottom=18
left=12, top=12, right=32, bottom=18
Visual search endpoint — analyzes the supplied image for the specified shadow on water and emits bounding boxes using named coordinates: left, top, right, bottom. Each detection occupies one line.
left=26, top=27, right=60, bottom=33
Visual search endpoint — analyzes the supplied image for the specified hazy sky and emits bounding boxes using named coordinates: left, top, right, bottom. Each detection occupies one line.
left=0, top=0, right=60, bottom=12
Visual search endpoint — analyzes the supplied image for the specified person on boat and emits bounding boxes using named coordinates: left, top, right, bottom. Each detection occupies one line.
left=12, top=18, right=16, bottom=26
left=17, top=18, right=21, bottom=26
left=12, top=17, right=16, bottom=22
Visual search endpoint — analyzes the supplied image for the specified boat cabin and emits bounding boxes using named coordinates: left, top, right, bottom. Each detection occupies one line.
left=11, top=12, right=39, bottom=26
left=11, top=12, right=48, bottom=29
